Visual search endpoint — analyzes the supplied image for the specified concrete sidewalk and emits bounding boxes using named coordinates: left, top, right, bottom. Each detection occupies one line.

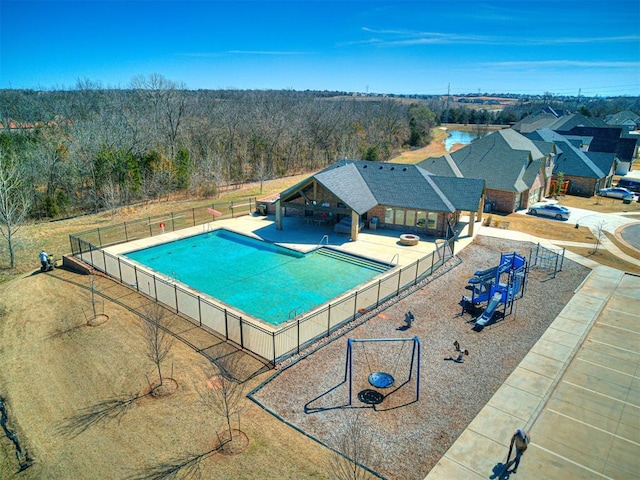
left=425, top=266, right=640, bottom=479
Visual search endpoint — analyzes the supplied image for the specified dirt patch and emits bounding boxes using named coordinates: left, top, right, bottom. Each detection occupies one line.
left=148, top=378, right=179, bottom=398
left=251, top=236, right=590, bottom=480
left=215, top=429, right=250, bottom=455
left=86, top=313, right=109, bottom=327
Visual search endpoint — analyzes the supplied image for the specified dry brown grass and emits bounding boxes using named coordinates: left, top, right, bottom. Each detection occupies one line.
left=0, top=270, right=332, bottom=479
left=487, top=212, right=595, bottom=243
left=559, top=193, right=640, bottom=214
left=563, top=246, right=640, bottom=275
left=483, top=210, right=640, bottom=273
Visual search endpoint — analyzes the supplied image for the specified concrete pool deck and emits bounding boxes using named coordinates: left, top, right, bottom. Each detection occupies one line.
left=104, top=213, right=457, bottom=269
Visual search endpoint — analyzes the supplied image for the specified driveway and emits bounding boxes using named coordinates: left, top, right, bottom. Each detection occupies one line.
left=518, top=206, right=637, bottom=234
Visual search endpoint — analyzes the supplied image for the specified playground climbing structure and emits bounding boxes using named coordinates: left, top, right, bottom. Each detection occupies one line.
left=461, top=252, right=528, bottom=329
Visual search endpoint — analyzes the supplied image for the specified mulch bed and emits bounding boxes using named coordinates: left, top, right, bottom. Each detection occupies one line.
left=251, top=236, right=590, bottom=480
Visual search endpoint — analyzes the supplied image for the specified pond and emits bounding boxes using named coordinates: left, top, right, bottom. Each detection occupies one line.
left=444, top=130, right=486, bottom=151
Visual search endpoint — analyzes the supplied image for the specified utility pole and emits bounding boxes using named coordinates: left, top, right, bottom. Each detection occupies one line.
left=444, top=83, right=450, bottom=125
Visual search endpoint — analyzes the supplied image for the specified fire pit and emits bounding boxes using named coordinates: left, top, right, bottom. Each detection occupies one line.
left=399, top=233, right=420, bottom=246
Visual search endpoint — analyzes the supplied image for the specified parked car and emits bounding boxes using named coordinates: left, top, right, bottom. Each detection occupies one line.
left=598, top=187, right=637, bottom=200
left=528, top=203, right=571, bottom=220
left=617, top=178, right=640, bottom=194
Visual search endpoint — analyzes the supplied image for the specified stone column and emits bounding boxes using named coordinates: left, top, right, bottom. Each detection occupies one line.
left=275, top=199, right=282, bottom=230
left=350, top=210, right=359, bottom=241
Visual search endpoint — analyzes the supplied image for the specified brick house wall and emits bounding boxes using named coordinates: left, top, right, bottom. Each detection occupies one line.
left=485, top=189, right=517, bottom=213
left=564, top=176, right=599, bottom=197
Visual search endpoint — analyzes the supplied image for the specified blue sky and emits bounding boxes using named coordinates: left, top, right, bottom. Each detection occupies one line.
left=1, top=0, right=639, bottom=96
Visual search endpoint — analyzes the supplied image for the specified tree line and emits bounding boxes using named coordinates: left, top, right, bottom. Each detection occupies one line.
left=1, top=75, right=638, bottom=223
left=0, top=76, right=441, bottom=220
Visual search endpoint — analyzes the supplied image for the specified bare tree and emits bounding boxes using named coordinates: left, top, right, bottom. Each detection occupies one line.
left=197, top=355, right=246, bottom=447
left=99, top=179, right=121, bottom=219
left=141, top=302, right=174, bottom=390
left=0, top=147, right=32, bottom=268
left=592, top=220, right=607, bottom=254
left=329, top=411, right=377, bottom=480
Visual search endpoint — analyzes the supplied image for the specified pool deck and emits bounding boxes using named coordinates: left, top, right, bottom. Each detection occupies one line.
left=103, top=213, right=640, bottom=478
left=105, top=214, right=451, bottom=268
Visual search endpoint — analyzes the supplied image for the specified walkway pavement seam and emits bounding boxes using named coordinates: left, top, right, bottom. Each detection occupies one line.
left=526, top=268, right=625, bottom=429
left=531, top=443, right=616, bottom=480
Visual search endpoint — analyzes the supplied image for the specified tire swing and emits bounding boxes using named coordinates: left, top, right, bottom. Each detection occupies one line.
left=357, top=339, right=407, bottom=405
left=344, top=337, right=421, bottom=408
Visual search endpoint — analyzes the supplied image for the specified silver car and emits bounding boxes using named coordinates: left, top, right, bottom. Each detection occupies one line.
left=528, top=203, right=571, bottom=220
left=598, top=187, right=637, bottom=200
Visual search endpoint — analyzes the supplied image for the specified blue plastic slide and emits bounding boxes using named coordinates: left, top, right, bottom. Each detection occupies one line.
left=475, top=292, right=503, bottom=327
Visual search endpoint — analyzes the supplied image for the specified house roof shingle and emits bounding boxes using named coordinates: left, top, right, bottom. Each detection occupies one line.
left=420, top=129, right=549, bottom=193
left=526, top=129, right=607, bottom=179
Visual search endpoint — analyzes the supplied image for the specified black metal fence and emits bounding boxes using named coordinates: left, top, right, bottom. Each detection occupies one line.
left=69, top=200, right=456, bottom=366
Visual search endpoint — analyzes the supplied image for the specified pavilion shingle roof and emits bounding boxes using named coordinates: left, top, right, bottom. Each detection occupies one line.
left=282, top=159, right=484, bottom=214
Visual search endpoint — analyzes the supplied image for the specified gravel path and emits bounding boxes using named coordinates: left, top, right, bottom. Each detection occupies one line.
left=251, top=236, right=590, bottom=479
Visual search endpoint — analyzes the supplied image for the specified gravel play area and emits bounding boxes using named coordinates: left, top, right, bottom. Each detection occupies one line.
left=251, top=236, right=590, bottom=480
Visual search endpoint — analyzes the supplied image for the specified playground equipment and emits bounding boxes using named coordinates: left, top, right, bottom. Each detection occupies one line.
left=344, top=337, right=420, bottom=407
left=529, top=243, right=565, bottom=279
left=452, top=340, right=469, bottom=363
left=461, top=252, right=528, bottom=329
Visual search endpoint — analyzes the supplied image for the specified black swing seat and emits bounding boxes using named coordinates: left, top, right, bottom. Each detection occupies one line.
left=368, top=371, right=395, bottom=388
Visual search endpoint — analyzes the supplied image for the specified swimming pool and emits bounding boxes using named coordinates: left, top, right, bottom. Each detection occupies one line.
left=124, top=229, right=388, bottom=325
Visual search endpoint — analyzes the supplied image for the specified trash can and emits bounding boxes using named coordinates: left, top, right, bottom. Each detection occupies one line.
left=369, top=216, right=378, bottom=230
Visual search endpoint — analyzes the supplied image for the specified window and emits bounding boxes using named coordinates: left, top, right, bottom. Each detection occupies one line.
left=406, top=211, right=416, bottom=227
left=416, top=211, right=426, bottom=228
left=385, top=208, right=394, bottom=223
left=394, top=209, right=405, bottom=225
left=427, top=213, right=437, bottom=229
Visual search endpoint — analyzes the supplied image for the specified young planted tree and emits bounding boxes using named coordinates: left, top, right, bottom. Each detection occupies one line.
left=592, top=220, right=607, bottom=254
left=141, top=302, right=174, bottom=394
left=0, top=147, right=32, bottom=268
left=329, top=411, right=377, bottom=480
left=198, top=355, right=247, bottom=452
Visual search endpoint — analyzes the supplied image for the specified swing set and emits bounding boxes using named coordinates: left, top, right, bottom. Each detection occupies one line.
left=344, top=337, right=421, bottom=407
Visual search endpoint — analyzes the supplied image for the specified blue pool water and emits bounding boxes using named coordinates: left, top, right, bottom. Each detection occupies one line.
left=125, top=229, right=388, bottom=325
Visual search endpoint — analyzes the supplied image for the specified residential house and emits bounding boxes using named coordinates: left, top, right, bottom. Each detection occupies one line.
left=515, top=111, right=639, bottom=175
left=275, top=159, right=485, bottom=239
left=553, top=125, right=639, bottom=175
left=605, top=111, right=640, bottom=131
left=525, top=129, right=616, bottom=196
left=512, top=112, right=606, bottom=134
left=418, top=129, right=555, bottom=213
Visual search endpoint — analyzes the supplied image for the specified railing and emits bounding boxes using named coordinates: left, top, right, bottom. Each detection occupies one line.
left=389, top=253, right=399, bottom=267
left=69, top=203, right=456, bottom=367
left=69, top=198, right=256, bottom=251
